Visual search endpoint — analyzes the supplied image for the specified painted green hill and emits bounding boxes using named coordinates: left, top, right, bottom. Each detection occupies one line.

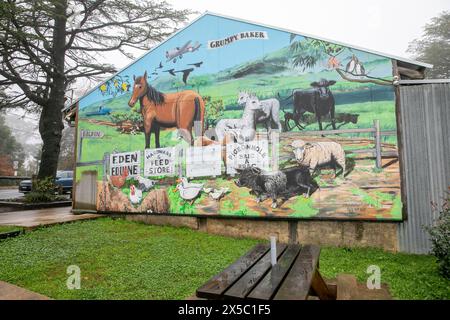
left=80, top=43, right=394, bottom=116
left=79, top=94, right=132, bottom=119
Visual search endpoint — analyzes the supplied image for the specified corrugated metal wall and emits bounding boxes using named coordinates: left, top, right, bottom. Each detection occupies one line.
left=398, top=82, right=450, bottom=254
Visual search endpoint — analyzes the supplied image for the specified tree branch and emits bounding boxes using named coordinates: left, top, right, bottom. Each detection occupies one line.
left=336, top=69, right=393, bottom=86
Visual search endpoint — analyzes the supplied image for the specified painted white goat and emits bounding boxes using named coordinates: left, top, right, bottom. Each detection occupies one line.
left=237, top=91, right=282, bottom=135
left=215, top=94, right=261, bottom=144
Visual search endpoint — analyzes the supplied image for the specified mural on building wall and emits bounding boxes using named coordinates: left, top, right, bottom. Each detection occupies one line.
left=76, top=13, right=403, bottom=220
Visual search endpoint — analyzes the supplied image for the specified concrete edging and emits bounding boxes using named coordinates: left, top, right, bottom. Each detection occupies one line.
left=0, top=200, right=72, bottom=212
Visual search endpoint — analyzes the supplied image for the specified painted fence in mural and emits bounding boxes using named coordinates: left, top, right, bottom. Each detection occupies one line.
left=75, top=13, right=403, bottom=221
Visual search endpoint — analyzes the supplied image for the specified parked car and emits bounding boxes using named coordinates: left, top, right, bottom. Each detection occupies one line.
left=18, top=180, right=32, bottom=193
left=18, top=171, right=74, bottom=195
left=54, top=171, right=74, bottom=194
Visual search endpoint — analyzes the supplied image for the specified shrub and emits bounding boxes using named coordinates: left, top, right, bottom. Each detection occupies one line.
left=203, top=96, right=224, bottom=128
left=24, top=177, right=57, bottom=203
left=24, top=191, right=56, bottom=203
left=425, top=192, right=450, bottom=279
left=32, top=176, right=56, bottom=194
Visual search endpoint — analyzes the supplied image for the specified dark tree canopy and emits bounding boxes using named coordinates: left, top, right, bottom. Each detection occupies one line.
left=0, top=0, right=191, bottom=179
left=408, top=11, right=450, bottom=79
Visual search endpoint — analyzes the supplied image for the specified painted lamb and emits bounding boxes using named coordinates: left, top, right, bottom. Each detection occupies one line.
left=291, top=139, right=346, bottom=177
left=215, top=94, right=261, bottom=144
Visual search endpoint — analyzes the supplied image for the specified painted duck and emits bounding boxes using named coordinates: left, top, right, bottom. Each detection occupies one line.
left=209, top=187, right=230, bottom=201
left=203, top=187, right=230, bottom=200
left=176, top=177, right=204, bottom=201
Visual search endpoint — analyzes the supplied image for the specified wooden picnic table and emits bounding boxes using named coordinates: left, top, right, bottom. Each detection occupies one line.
left=196, top=243, right=336, bottom=300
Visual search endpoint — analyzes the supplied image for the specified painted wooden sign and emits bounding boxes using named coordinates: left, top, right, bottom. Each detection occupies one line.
left=144, top=147, right=176, bottom=177
left=109, top=151, right=140, bottom=177
left=80, top=129, right=104, bottom=139
left=186, top=145, right=222, bottom=178
left=226, top=140, right=270, bottom=174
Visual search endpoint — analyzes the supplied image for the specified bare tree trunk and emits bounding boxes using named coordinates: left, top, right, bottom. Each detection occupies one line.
left=37, top=0, right=67, bottom=180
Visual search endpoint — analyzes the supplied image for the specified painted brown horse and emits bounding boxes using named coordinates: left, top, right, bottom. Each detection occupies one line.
left=128, top=71, right=205, bottom=148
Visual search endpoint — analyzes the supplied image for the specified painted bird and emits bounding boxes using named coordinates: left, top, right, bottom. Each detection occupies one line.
left=354, top=61, right=366, bottom=76
left=188, top=61, right=203, bottom=68
left=176, top=177, right=204, bottom=201
left=129, top=185, right=143, bottom=205
left=209, top=187, right=230, bottom=201
left=109, top=167, right=128, bottom=189
left=175, top=68, right=194, bottom=84
left=163, top=69, right=176, bottom=76
left=346, top=54, right=358, bottom=74
left=137, top=176, right=156, bottom=192
left=327, top=56, right=340, bottom=70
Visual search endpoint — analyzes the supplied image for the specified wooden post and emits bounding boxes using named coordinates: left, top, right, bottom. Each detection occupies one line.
left=177, top=145, right=184, bottom=179
left=103, top=152, right=109, bottom=212
left=194, top=120, right=202, bottom=138
left=78, top=136, right=83, bottom=162
left=374, top=120, right=382, bottom=169
left=271, top=130, right=279, bottom=172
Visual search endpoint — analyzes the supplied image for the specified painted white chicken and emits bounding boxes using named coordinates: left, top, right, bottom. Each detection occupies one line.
left=129, top=185, right=142, bottom=205
left=176, top=177, right=204, bottom=201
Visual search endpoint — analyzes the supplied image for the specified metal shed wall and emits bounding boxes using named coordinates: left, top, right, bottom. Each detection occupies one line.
left=398, top=82, right=450, bottom=254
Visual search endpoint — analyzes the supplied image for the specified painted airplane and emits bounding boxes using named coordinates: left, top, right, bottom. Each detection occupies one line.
left=165, top=41, right=192, bottom=63
left=165, top=41, right=202, bottom=63
left=186, top=41, right=201, bottom=53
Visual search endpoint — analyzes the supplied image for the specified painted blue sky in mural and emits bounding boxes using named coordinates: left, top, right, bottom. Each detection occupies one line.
left=79, top=13, right=389, bottom=109
left=80, top=14, right=295, bottom=108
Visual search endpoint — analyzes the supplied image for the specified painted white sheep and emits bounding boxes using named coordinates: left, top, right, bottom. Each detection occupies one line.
left=291, top=139, right=346, bottom=177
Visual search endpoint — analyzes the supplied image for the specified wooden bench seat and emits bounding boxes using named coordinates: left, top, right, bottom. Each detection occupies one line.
left=196, top=243, right=335, bottom=300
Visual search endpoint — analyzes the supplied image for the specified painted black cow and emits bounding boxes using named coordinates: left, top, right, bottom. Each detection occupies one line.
left=283, top=79, right=337, bottom=131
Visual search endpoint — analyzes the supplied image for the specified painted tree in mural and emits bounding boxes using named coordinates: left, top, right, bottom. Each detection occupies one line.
left=190, top=76, right=210, bottom=95
left=290, top=38, right=392, bottom=86
left=0, top=0, right=191, bottom=180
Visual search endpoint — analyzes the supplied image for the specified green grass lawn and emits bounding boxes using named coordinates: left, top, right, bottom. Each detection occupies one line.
left=0, top=218, right=448, bottom=300
left=0, top=218, right=257, bottom=299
